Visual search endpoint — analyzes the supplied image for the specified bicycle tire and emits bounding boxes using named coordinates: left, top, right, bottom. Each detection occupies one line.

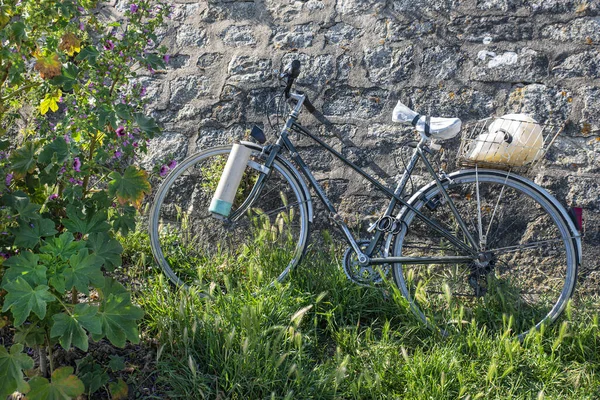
left=149, top=145, right=310, bottom=293
left=392, top=169, right=578, bottom=340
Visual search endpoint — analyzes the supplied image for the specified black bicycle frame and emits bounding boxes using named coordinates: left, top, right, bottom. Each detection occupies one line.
left=274, top=119, right=479, bottom=264
left=231, top=90, right=479, bottom=265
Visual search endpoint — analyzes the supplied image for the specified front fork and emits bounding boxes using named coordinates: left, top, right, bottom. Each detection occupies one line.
left=227, top=142, right=278, bottom=222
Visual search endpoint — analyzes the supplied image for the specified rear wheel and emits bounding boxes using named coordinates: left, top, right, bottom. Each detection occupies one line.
left=393, top=170, right=577, bottom=339
left=149, top=145, right=310, bottom=293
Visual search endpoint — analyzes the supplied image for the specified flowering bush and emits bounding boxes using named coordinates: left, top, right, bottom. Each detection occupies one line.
left=0, top=0, right=169, bottom=397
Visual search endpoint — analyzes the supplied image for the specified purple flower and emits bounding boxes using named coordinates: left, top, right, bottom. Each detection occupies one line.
left=116, top=126, right=126, bottom=137
left=64, top=134, right=71, bottom=143
left=167, top=160, right=177, bottom=169
left=79, top=21, right=85, bottom=31
left=159, top=165, right=169, bottom=177
left=49, top=194, right=58, bottom=201
left=104, top=40, right=115, bottom=51
left=163, top=54, right=170, bottom=64
left=114, top=150, right=122, bottom=158
left=73, top=157, right=81, bottom=172
left=140, top=87, right=147, bottom=96
left=69, top=178, right=83, bottom=185
left=5, top=173, right=13, bottom=186
left=130, top=4, right=139, bottom=13
left=133, top=142, right=139, bottom=148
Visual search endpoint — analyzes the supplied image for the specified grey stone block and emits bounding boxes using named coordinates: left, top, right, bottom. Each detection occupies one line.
left=176, top=25, right=207, bottom=48
left=363, top=45, right=414, bottom=84
left=219, top=25, right=257, bottom=47
left=272, top=24, right=316, bottom=49
left=541, top=17, right=600, bottom=43
left=506, top=84, right=572, bottom=125
left=227, top=56, right=272, bottom=83
left=169, top=76, right=211, bottom=108
left=471, top=48, right=548, bottom=83
left=553, top=51, right=600, bottom=79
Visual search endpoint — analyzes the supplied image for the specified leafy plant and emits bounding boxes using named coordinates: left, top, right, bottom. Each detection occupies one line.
left=0, top=0, right=170, bottom=397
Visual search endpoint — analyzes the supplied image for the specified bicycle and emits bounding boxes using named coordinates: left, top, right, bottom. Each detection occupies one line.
left=149, top=60, right=582, bottom=340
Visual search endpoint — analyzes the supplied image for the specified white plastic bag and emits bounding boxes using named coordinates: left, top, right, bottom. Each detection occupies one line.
left=466, top=114, right=543, bottom=166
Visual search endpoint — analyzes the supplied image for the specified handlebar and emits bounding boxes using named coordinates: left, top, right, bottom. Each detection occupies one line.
left=282, top=60, right=316, bottom=114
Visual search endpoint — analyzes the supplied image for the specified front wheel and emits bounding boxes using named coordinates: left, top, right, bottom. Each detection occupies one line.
left=149, top=145, right=310, bottom=293
left=393, top=170, right=578, bottom=340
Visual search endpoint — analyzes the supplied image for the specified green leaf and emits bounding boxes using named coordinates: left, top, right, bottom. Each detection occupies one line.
left=13, top=192, right=42, bottom=222
left=9, top=141, right=38, bottom=178
left=62, top=185, right=83, bottom=204
left=2, top=278, right=56, bottom=326
left=12, top=218, right=57, bottom=249
left=108, top=166, right=151, bottom=208
left=134, top=112, right=160, bottom=136
left=111, top=211, right=136, bottom=236
left=51, top=304, right=102, bottom=351
left=38, top=136, right=69, bottom=165
left=143, top=53, right=165, bottom=70
left=40, top=232, right=86, bottom=261
left=6, top=192, right=41, bottom=222
left=93, top=277, right=144, bottom=348
left=48, top=269, right=67, bottom=293
left=62, top=204, right=110, bottom=235
left=0, top=344, right=34, bottom=398
left=75, top=46, right=100, bottom=65
left=98, top=105, right=117, bottom=130
left=76, top=356, right=109, bottom=395
left=86, top=232, right=123, bottom=271
left=114, top=103, right=132, bottom=121
left=27, top=366, right=85, bottom=400
left=50, top=63, right=79, bottom=91
left=90, top=190, right=112, bottom=210
left=109, top=379, right=128, bottom=400
left=2, top=251, right=46, bottom=287
left=10, top=21, right=27, bottom=44
left=14, top=323, right=46, bottom=347
left=64, top=249, right=104, bottom=295
left=108, top=355, right=125, bottom=372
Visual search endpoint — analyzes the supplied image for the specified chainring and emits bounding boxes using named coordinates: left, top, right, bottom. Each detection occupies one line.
left=342, top=240, right=391, bottom=286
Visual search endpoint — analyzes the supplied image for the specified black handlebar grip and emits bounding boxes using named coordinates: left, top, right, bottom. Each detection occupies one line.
left=289, top=59, right=301, bottom=79
left=284, top=60, right=301, bottom=98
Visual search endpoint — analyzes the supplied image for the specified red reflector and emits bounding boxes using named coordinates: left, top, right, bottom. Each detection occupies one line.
left=569, top=207, right=583, bottom=232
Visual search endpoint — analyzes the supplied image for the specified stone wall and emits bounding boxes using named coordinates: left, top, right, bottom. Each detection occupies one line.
left=140, top=0, right=600, bottom=292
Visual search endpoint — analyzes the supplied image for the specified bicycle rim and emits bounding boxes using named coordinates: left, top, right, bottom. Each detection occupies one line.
left=393, top=170, right=577, bottom=339
left=149, top=145, right=310, bottom=293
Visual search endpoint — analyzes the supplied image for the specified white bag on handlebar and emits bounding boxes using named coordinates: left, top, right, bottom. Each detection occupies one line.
left=466, top=114, right=543, bottom=166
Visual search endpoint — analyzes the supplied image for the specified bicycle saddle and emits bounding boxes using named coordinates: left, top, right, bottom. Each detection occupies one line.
left=392, top=101, right=461, bottom=140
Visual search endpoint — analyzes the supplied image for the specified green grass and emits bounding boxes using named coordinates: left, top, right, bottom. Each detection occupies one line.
left=120, top=230, right=600, bottom=399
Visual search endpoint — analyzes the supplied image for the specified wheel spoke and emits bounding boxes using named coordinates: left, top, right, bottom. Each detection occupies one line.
left=149, top=146, right=309, bottom=292
left=489, top=238, right=566, bottom=255
left=394, top=171, right=577, bottom=339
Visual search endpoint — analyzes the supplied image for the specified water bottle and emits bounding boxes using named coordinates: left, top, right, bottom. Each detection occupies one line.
left=209, top=143, right=252, bottom=218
